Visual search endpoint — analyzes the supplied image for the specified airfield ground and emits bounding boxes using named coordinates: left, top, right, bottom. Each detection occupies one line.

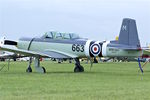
left=0, top=61, right=150, bottom=100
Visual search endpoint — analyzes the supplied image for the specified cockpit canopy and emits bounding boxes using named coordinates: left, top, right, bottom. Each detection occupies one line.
left=42, top=31, right=81, bottom=40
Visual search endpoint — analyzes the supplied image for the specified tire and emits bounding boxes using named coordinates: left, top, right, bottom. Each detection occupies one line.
left=79, top=65, right=84, bottom=72
left=42, top=67, right=46, bottom=73
left=74, top=67, right=80, bottom=72
left=26, top=66, right=32, bottom=73
left=74, top=66, right=84, bottom=72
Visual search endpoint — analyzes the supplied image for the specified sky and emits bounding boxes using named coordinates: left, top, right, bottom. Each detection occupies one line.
left=0, top=0, right=150, bottom=46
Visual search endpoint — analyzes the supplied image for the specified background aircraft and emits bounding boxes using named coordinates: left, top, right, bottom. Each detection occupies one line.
left=0, top=18, right=146, bottom=73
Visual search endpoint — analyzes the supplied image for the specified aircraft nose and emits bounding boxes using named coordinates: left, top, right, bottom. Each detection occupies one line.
left=0, top=36, right=5, bottom=46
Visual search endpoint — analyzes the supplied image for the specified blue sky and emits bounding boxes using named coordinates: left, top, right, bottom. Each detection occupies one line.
left=0, top=0, right=150, bottom=46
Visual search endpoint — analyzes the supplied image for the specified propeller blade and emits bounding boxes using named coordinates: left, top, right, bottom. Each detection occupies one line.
left=0, top=36, right=5, bottom=46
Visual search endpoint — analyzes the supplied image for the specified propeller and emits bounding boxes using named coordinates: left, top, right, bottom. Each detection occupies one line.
left=0, top=36, right=5, bottom=46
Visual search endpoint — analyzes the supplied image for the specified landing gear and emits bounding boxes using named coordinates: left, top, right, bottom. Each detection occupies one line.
left=34, top=57, right=46, bottom=73
left=74, top=58, right=84, bottom=72
left=41, top=67, right=46, bottom=73
left=26, top=57, right=32, bottom=73
left=74, top=65, right=84, bottom=72
left=26, top=65, right=32, bottom=72
left=26, top=57, right=46, bottom=73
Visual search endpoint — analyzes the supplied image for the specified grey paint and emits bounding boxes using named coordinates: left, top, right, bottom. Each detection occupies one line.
left=42, top=51, right=71, bottom=58
left=107, top=43, right=140, bottom=50
left=118, top=18, right=141, bottom=48
left=19, top=37, right=87, bottom=45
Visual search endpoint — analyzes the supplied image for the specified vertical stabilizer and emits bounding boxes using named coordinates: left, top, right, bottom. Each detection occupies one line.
left=118, top=18, right=141, bottom=48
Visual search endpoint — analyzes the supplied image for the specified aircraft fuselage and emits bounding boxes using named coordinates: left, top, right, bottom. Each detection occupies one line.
left=17, top=37, right=142, bottom=58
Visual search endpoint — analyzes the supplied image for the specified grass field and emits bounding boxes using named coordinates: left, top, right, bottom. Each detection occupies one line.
left=0, top=61, right=150, bottom=100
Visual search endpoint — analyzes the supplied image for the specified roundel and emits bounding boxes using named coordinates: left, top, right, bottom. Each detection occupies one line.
left=90, top=43, right=101, bottom=56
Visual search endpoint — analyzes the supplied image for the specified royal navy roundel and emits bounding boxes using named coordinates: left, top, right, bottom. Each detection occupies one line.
left=90, top=43, right=101, bottom=56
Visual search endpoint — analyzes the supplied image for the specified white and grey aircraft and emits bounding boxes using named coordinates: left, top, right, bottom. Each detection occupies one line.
left=0, top=18, right=147, bottom=73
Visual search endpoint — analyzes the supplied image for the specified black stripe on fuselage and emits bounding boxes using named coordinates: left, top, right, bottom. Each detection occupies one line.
left=89, top=41, right=95, bottom=57
left=98, top=43, right=103, bottom=57
left=19, top=37, right=87, bottom=45
left=27, top=38, right=35, bottom=50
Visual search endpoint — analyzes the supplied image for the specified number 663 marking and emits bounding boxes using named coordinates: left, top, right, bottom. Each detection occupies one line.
left=72, top=44, right=84, bottom=52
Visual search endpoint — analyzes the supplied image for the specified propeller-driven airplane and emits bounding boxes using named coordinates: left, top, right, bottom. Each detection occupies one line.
left=0, top=18, right=147, bottom=73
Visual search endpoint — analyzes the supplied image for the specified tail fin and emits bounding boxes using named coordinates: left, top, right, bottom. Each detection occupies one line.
left=118, top=18, right=141, bottom=48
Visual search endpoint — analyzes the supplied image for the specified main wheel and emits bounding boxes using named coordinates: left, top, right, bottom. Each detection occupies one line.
left=79, top=65, right=84, bottom=72
left=42, top=67, right=46, bottom=73
left=74, top=67, right=80, bottom=72
left=74, top=66, right=84, bottom=72
left=26, top=66, right=32, bottom=73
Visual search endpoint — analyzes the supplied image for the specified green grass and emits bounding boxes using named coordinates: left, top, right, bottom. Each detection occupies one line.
left=0, top=61, right=150, bottom=100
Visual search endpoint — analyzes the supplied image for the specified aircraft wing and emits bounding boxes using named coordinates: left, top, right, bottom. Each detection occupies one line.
left=41, top=49, right=78, bottom=58
left=0, top=45, right=48, bottom=57
left=0, top=45, right=77, bottom=59
left=0, top=52, right=14, bottom=58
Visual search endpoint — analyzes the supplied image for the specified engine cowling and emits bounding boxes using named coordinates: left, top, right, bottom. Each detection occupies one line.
left=0, top=37, right=17, bottom=47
